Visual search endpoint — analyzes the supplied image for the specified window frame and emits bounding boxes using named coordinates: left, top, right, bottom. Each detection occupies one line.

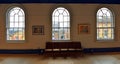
left=52, top=7, right=70, bottom=41
left=6, top=6, right=25, bottom=42
left=96, top=7, right=115, bottom=41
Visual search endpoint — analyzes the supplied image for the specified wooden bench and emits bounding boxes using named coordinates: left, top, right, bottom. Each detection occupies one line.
left=44, top=41, right=83, bottom=57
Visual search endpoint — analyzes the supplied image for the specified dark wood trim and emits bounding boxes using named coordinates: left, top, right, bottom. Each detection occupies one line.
left=0, top=49, right=44, bottom=54
left=0, top=0, right=119, bottom=4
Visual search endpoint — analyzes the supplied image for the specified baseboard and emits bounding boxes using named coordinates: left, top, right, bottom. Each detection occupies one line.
left=0, top=49, right=44, bottom=54
left=84, top=47, right=120, bottom=53
left=0, top=47, right=120, bottom=54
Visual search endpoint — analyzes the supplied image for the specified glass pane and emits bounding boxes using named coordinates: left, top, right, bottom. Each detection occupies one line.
left=19, top=17, right=24, bottom=21
left=54, top=16, right=59, bottom=21
left=10, top=17, right=14, bottom=22
left=107, top=22, right=112, bottom=27
left=15, top=23, right=19, bottom=27
left=97, top=12, right=103, bottom=17
left=18, top=11, right=23, bottom=15
left=7, top=29, right=14, bottom=40
left=102, top=22, right=108, bottom=27
left=59, top=30, right=64, bottom=40
left=15, top=15, right=18, bottom=22
left=19, top=23, right=24, bottom=27
left=64, top=16, right=68, bottom=21
left=19, top=29, right=25, bottom=40
left=108, top=28, right=114, bottom=39
left=64, top=29, right=70, bottom=40
left=53, top=23, right=58, bottom=27
left=54, top=11, right=59, bottom=16
left=52, top=30, right=59, bottom=40
left=63, top=11, right=68, bottom=16
left=64, top=22, right=68, bottom=27
left=10, top=23, right=14, bottom=27
left=60, top=23, right=63, bottom=27
left=103, top=29, right=108, bottom=39
left=14, top=9, right=19, bottom=13
left=58, top=9, right=64, bottom=13
left=106, top=12, right=111, bottom=16
left=97, top=29, right=103, bottom=39
left=10, top=11, right=15, bottom=16
left=59, top=15, right=63, bottom=22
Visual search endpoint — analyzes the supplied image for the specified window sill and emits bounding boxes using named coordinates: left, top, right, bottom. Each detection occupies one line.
left=6, top=40, right=25, bottom=43
left=52, top=40, right=71, bottom=42
left=96, top=39, right=115, bottom=42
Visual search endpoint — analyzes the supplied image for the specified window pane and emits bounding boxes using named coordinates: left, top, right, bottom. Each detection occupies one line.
left=64, top=29, right=70, bottom=40
left=19, top=17, right=24, bottom=21
left=15, top=15, right=19, bottom=22
left=58, top=9, right=64, bottom=13
left=10, top=23, right=14, bottom=27
left=14, top=23, right=19, bottom=27
left=18, top=11, right=24, bottom=16
left=52, top=30, right=59, bottom=40
left=10, top=17, right=14, bottom=22
left=60, top=23, right=63, bottom=27
left=54, top=11, right=59, bottom=16
left=64, top=22, right=69, bottom=27
left=19, top=23, right=24, bottom=27
left=54, top=17, right=59, bottom=21
left=64, top=17, right=69, bottom=21
left=63, top=11, right=68, bottom=16
left=59, top=15, right=63, bottom=22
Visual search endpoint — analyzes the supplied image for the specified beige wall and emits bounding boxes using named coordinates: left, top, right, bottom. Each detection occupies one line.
left=0, top=4, right=120, bottom=49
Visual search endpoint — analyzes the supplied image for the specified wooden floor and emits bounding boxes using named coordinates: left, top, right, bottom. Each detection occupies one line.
left=0, top=53, right=120, bottom=64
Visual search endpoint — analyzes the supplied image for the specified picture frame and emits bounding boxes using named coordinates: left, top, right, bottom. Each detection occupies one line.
left=78, top=24, right=90, bottom=34
left=32, top=25, right=44, bottom=35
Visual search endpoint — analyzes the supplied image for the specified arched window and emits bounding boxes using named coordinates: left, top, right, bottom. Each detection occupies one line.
left=97, top=7, right=114, bottom=40
left=52, top=7, right=70, bottom=40
left=6, top=7, right=25, bottom=41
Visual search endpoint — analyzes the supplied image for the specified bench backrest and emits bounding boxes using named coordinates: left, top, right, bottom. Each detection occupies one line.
left=46, top=42, right=82, bottom=49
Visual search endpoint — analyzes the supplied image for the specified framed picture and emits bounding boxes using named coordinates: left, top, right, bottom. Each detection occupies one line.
left=32, top=25, right=44, bottom=35
left=78, top=24, right=90, bottom=34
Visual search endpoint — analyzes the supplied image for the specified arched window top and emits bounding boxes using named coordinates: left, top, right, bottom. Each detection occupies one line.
left=9, top=7, right=24, bottom=16
left=7, top=7, right=25, bottom=28
left=52, top=7, right=69, bottom=17
left=97, top=7, right=113, bottom=22
left=97, top=7, right=112, bottom=15
left=52, top=7, right=70, bottom=40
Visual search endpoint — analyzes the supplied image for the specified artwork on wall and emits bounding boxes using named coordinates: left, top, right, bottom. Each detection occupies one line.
left=32, top=25, right=44, bottom=35
left=78, top=24, right=90, bottom=34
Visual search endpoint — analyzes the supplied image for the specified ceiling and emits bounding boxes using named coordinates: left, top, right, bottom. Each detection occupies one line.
left=0, top=0, right=120, bottom=4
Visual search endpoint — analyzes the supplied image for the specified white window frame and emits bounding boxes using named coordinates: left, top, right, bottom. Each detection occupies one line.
left=6, top=6, right=25, bottom=43
left=52, top=7, right=70, bottom=41
left=96, top=7, right=115, bottom=41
